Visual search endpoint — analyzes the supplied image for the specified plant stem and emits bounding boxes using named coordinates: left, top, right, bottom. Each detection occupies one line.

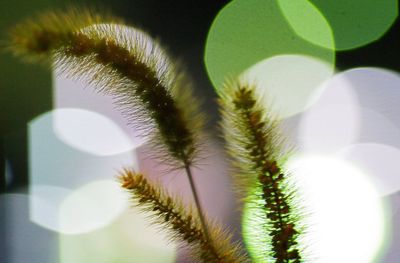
left=183, top=161, right=211, bottom=243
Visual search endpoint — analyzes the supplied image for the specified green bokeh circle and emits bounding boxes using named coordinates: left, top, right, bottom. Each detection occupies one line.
left=204, top=0, right=335, bottom=91
left=277, top=0, right=335, bottom=50
left=309, top=0, right=398, bottom=50
left=242, top=192, right=270, bottom=263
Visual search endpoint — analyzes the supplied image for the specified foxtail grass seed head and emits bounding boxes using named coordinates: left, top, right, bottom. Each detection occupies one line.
left=7, top=8, right=118, bottom=63
left=119, top=169, right=249, bottom=263
left=219, top=80, right=303, bottom=262
left=8, top=8, right=205, bottom=169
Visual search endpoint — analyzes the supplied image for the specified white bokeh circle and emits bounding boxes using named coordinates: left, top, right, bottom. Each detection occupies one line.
left=297, top=71, right=360, bottom=153
left=241, top=54, right=334, bottom=118
left=53, top=108, right=137, bottom=156
left=287, top=154, right=388, bottom=263
left=338, top=143, right=400, bottom=196
left=59, top=180, right=128, bottom=234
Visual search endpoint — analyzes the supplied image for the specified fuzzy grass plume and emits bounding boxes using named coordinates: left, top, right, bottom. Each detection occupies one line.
left=219, top=80, right=303, bottom=262
left=119, top=169, right=249, bottom=263
left=8, top=8, right=204, bottom=168
left=8, top=8, right=210, bottom=242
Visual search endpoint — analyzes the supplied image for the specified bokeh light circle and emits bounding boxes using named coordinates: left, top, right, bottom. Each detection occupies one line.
left=338, top=143, right=400, bottom=196
left=29, top=180, right=128, bottom=235
left=289, top=155, right=387, bottom=262
left=53, top=108, right=136, bottom=156
left=29, top=109, right=138, bottom=188
left=28, top=110, right=138, bottom=233
left=297, top=71, right=360, bottom=153
left=205, top=0, right=335, bottom=91
left=307, top=0, right=398, bottom=50
left=59, top=208, right=177, bottom=263
left=29, top=184, right=72, bottom=233
left=241, top=54, right=334, bottom=118
left=241, top=189, right=273, bottom=263
left=277, top=0, right=334, bottom=49
left=338, top=68, right=400, bottom=129
left=54, top=72, right=146, bottom=151
left=358, top=107, right=400, bottom=150
left=59, top=180, right=128, bottom=234
left=242, top=155, right=388, bottom=262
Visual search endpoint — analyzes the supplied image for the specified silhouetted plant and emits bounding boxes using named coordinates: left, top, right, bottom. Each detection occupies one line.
left=219, top=81, right=303, bottom=262
left=119, top=169, right=248, bottom=263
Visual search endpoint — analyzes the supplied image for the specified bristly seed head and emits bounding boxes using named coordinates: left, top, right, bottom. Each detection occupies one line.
left=118, top=169, right=249, bottom=263
left=8, top=9, right=205, bottom=169
left=219, top=80, right=303, bottom=262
